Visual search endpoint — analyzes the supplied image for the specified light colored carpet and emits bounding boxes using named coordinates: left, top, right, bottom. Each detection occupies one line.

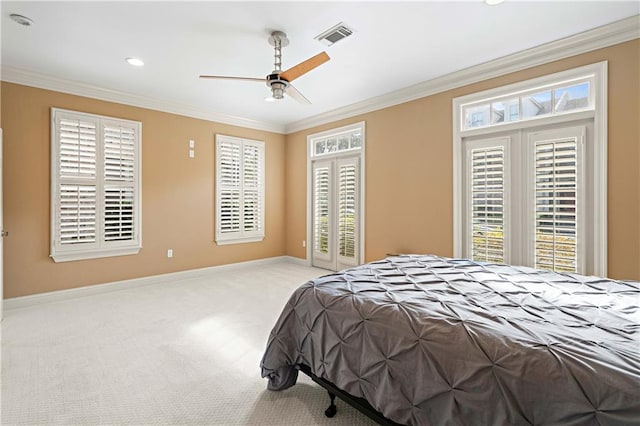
left=1, top=261, right=376, bottom=425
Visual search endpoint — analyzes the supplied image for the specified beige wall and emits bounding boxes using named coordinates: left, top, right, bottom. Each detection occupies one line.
left=286, top=40, right=640, bottom=281
left=2, top=40, right=638, bottom=298
left=2, top=83, right=286, bottom=297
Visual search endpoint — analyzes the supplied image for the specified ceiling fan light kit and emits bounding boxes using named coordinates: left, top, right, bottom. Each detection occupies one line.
left=200, top=30, right=330, bottom=105
left=10, top=13, right=34, bottom=27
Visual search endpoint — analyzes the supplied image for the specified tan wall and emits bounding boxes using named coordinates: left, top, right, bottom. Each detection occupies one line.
left=286, top=40, right=640, bottom=281
left=2, top=40, right=638, bottom=298
left=2, top=83, right=286, bottom=297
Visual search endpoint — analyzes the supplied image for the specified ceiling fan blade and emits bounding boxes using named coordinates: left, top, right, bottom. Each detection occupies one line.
left=286, top=84, right=311, bottom=105
left=280, top=51, right=330, bottom=82
left=199, top=75, right=265, bottom=82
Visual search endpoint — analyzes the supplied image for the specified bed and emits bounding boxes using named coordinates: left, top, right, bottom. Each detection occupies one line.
left=260, top=255, right=640, bottom=425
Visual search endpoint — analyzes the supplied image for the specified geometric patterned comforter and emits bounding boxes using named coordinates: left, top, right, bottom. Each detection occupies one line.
left=260, top=255, right=640, bottom=425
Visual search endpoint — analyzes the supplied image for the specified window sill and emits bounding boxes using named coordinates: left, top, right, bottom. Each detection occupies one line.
left=51, top=246, right=141, bottom=263
left=216, top=236, right=264, bottom=246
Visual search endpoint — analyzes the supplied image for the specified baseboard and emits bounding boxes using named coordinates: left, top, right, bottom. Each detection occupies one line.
left=4, top=256, right=307, bottom=310
left=283, top=255, right=309, bottom=266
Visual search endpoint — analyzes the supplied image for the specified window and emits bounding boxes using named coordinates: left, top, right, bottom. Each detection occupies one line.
left=312, top=126, right=362, bottom=157
left=532, top=128, right=583, bottom=273
left=307, top=121, right=365, bottom=271
left=454, top=62, right=607, bottom=276
left=51, top=108, right=141, bottom=262
left=467, top=140, right=508, bottom=264
left=461, top=78, right=593, bottom=131
left=215, top=135, right=264, bottom=245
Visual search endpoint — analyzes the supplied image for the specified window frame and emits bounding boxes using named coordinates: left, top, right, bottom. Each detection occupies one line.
left=50, top=108, right=142, bottom=262
left=527, top=126, right=586, bottom=274
left=464, top=137, right=511, bottom=265
left=453, top=62, right=607, bottom=276
left=215, top=134, right=265, bottom=245
left=306, top=121, right=366, bottom=268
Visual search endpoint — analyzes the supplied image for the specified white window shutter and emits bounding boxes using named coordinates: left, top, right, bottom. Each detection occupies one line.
left=218, top=139, right=241, bottom=236
left=51, top=109, right=141, bottom=262
left=59, top=118, right=97, bottom=178
left=59, top=185, right=97, bottom=244
left=216, top=135, right=264, bottom=244
left=313, top=163, right=331, bottom=257
left=104, top=124, right=136, bottom=182
left=466, top=139, right=508, bottom=264
left=55, top=114, right=99, bottom=250
left=532, top=130, right=582, bottom=273
left=242, top=142, right=263, bottom=234
left=104, top=187, right=135, bottom=242
left=338, top=160, right=357, bottom=260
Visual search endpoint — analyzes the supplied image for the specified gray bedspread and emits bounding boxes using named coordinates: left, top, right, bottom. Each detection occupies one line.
left=260, top=255, right=640, bottom=425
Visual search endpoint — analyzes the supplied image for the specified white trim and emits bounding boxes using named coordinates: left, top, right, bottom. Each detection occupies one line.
left=51, top=246, right=141, bottom=263
left=215, top=134, right=265, bottom=245
left=593, top=63, right=608, bottom=277
left=460, top=110, right=595, bottom=139
left=306, top=121, right=366, bottom=269
left=215, top=236, right=264, bottom=246
left=2, top=17, right=636, bottom=137
left=50, top=108, right=142, bottom=262
left=463, top=137, right=511, bottom=264
left=284, top=16, right=638, bottom=134
left=528, top=126, right=586, bottom=274
left=1, top=128, right=3, bottom=321
left=453, top=62, right=607, bottom=276
left=307, top=122, right=365, bottom=145
left=456, top=62, right=601, bottom=135
left=3, top=256, right=307, bottom=310
left=1, top=66, right=285, bottom=134
left=283, top=255, right=309, bottom=266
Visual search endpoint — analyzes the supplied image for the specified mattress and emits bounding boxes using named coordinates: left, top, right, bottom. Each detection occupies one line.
left=260, top=255, right=640, bottom=425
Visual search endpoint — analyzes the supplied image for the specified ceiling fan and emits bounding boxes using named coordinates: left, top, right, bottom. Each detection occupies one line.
left=200, top=31, right=330, bottom=104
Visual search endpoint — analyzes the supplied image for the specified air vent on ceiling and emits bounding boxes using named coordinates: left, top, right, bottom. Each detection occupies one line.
left=315, top=23, right=353, bottom=46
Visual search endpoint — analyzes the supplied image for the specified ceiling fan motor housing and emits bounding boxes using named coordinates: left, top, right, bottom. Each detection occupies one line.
left=266, top=73, right=288, bottom=99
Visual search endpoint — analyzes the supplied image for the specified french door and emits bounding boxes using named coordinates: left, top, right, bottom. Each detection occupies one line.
left=312, top=156, right=360, bottom=271
left=462, top=123, right=587, bottom=274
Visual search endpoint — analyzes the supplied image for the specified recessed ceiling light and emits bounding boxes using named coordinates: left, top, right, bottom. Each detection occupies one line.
left=126, top=57, right=144, bottom=67
left=10, top=14, right=34, bottom=27
left=485, top=0, right=505, bottom=5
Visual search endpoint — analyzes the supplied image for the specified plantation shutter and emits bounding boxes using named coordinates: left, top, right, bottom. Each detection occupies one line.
left=313, top=162, right=331, bottom=258
left=56, top=116, right=98, bottom=246
left=243, top=142, right=263, bottom=234
left=467, top=140, right=507, bottom=264
left=51, top=109, right=141, bottom=262
left=337, top=158, right=358, bottom=263
left=215, top=135, right=264, bottom=244
left=218, top=140, right=242, bottom=235
left=59, top=185, right=97, bottom=244
left=103, top=123, right=136, bottom=243
left=532, top=128, right=583, bottom=273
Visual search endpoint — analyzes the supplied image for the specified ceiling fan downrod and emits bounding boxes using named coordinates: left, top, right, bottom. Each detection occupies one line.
left=267, top=31, right=290, bottom=100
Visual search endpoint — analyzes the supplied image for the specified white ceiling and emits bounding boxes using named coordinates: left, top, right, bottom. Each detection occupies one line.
left=2, top=1, right=638, bottom=132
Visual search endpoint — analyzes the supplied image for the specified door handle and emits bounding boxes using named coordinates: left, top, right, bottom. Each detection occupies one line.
left=1, top=230, right=7, bottom=237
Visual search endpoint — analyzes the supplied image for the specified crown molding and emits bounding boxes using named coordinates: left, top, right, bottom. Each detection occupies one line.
left=0, top=66, right=286, bottom=134
left=284, top=15, right=640, bottom=134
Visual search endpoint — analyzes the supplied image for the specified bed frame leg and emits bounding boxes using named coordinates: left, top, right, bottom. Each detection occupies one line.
left=324, top=391, right=337, bottom=418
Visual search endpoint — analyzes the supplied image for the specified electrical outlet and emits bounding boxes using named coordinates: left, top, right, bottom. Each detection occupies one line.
left=302, top=240, right=306, bottom=248
left=167, top=249, right=173, bottom=258
left=189, top=139, right=195, bottom=148
left=189, top=149, right=195, bottom=158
